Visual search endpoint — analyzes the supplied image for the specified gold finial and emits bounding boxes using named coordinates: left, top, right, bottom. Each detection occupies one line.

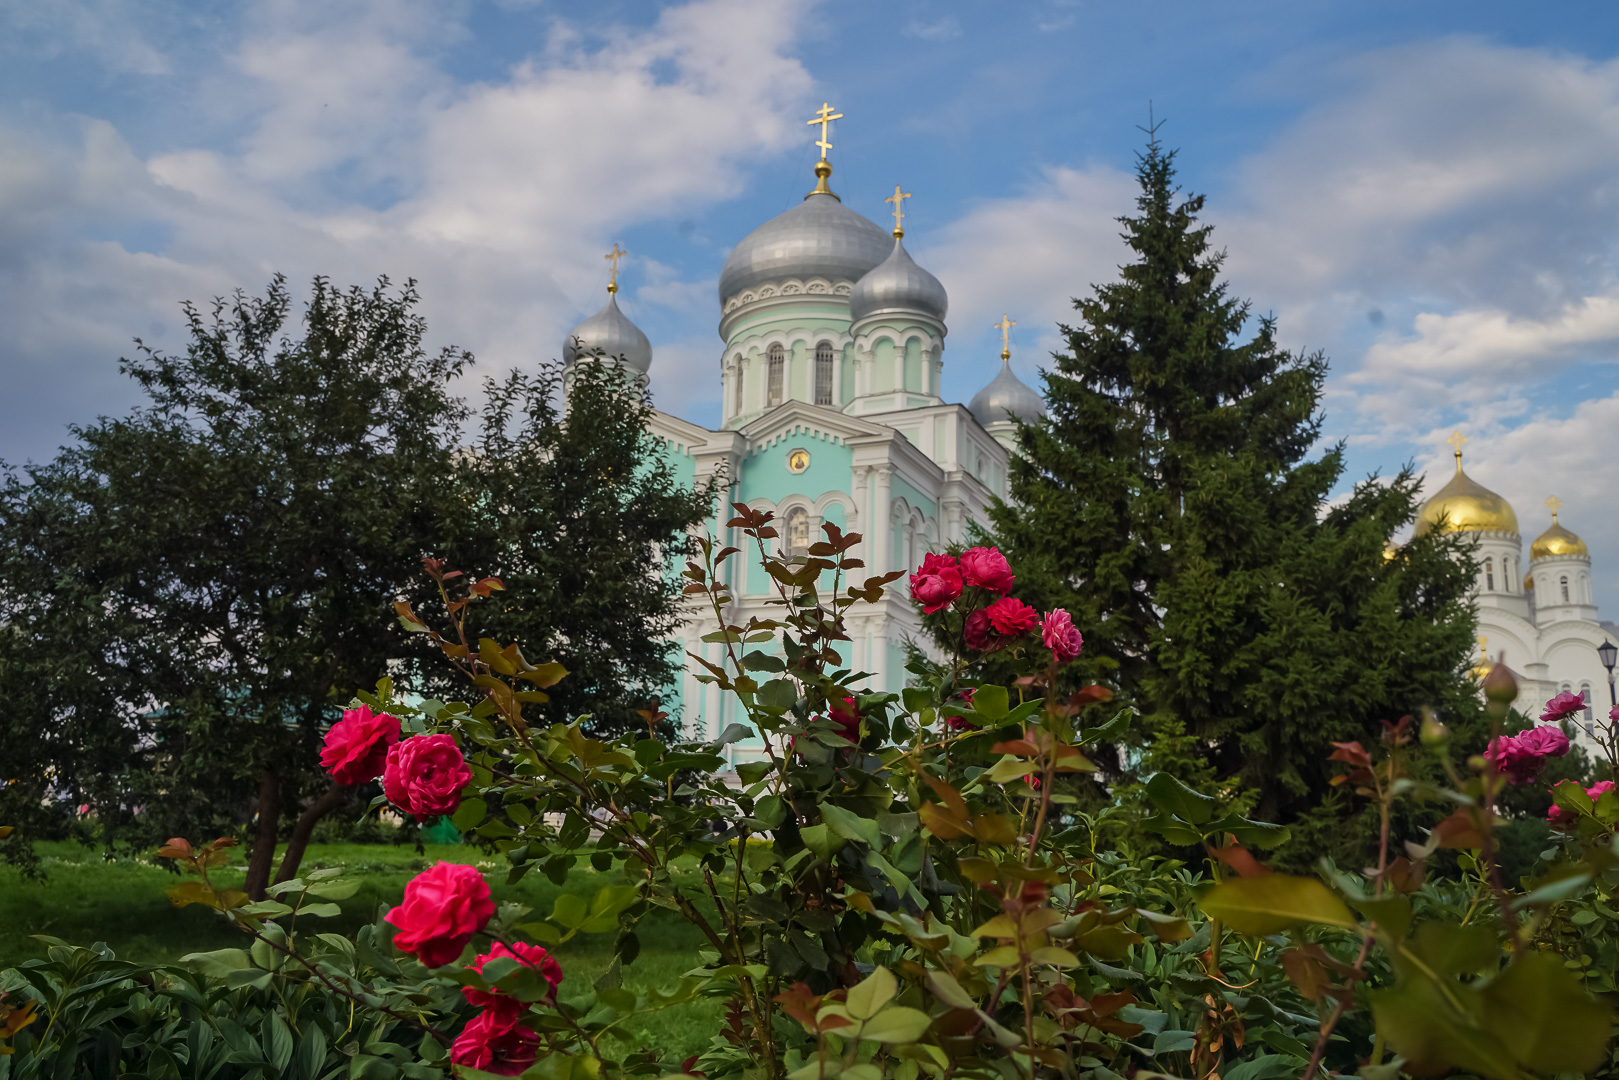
left=1478, top=633, right=1489, bottom=653
left=885, top=185, right=912, bottom=238
left=1446, top=429, right=1469, bottom=472
left=807, top=102, right=842, bottom=161
left=604, top=243, right=626, bottom=295
left=805, top=102, right=842, bottom=197
left=994, top=314, right=1016, bottom=361
left=1546, top=494, right=1563, bottom=523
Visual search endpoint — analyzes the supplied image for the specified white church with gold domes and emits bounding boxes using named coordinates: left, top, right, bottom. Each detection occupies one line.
left=1417, top=431, right=1617, bottom=725
left=558, top=106, right=1046, bottom=746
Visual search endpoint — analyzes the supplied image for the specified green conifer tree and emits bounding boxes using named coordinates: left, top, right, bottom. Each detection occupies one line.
left=986, top=133, right=1485, bottom=864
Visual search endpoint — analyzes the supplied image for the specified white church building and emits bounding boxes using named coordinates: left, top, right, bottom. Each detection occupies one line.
left=1415, top=432, right=1618, bottom=728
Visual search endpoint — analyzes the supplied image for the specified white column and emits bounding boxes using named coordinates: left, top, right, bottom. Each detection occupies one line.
left=704, top=642, right=725, bottom=739
left=873, top=466, right=892, bottom=576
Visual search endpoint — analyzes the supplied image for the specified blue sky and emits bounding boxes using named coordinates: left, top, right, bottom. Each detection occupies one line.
left=3, top=0, right=1618, bottom=610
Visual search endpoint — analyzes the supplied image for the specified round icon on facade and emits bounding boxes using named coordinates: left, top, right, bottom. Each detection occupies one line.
left=786, top=448, right=811, bottom=474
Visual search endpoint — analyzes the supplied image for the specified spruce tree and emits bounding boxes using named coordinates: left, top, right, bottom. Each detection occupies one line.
left=987, top=134, right=1484, bottom=863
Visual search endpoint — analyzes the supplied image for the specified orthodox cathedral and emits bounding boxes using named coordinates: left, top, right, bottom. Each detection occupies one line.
left=559, top=106, right=1045, bottom=751
left=558, top=105, right=1615, bottom=755
left=1414, top=431, right=1618, bottom=732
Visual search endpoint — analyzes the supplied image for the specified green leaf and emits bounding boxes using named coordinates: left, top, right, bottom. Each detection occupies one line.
left=973, top=685, right=1009, bottom=720
left=261, top=1013, right=294, bottom=1075
left=758, top=679, right=798, bottom=711
left=800, top=823, right=844, bottom=861
left=1351, top=894, right=1412, bottom=941
left=178, top=948, right=252, bottom=978
left=902, top=687, right=932, bottom=714
left=858, top=1006, right=933, bottom=1043
left=552, top=893, right=588, bottom=930
left=452, top=797, right=487, bottom=831
left=752, top=794, right=787, bottom=830
left=735, top=761, right=773, bottom=785
left=845, top=967, right=897, bottom=1020
left=1079, top=708, right=1131, bottom=744
left=1206, top=813, right=1291, bottom=850
left=821, top=803, right=882, bottom=849
left=1144, top=773, right=1219, bottom=825
left=1141, top=813, right=1203, bottom=846
left=306, top=879, right=360, bottom=900
left=1199, top=875, right=1358, bottom=935
left=1484, top=951, right=1613, bottom=1074
left=926, top=970, right=977, bottom=1009
left=1222, top=1055, right=1305, bottom=1080
left=297, top=902, right=342, bottom=919
left=985, top=755, right=1035, bottom=784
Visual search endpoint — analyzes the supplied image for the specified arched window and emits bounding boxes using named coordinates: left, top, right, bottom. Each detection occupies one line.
left=1581, top=684, right=1594, bottom=731
left=784, top=506, right=810, bottom=557
left=733, top=356, right=745, bottom=414
left=767, top=343, right=785, bottom=406
left=1561, top=575, right=1571, bottom=603
left=1504, top=557, right=1513, bottom=591
left=1485, top=557, right=1495, bottom=591
left=814, top=341, right=834, bottom=405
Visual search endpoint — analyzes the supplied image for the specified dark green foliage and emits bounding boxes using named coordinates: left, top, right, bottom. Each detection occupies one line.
left=434, top=359, right=718, bottom=737
left=983, top=137, right=1486, bottom=863
left=0, top=275, right=469, bottom=877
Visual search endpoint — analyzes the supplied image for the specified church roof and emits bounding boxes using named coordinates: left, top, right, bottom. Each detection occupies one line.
left=850, top=237, right=948, bottom=325
left=718, top=172, right=892, bottom=305
left=1414, top=436, right=1518, bottom=536
left=969, top=356, right=1046, bottom=426
left=1531, top=509, right=1589, bottom=560
left=563, top=291, right=651, bottom=374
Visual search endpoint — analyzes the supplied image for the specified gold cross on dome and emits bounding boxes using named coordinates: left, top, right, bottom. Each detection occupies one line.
left=807, top=102, right=842, bottom=160
left=885, top=185, right=912, bottom=237
left=604, top=243, right=626, bottom=294
left=1446, top=429, right=1469, bottom=456
left=1546, top=494, right=1563, bottom=521
left=994, top=314, right=1016, bottom=358
left=1478, top=634, right=1489, bottom=654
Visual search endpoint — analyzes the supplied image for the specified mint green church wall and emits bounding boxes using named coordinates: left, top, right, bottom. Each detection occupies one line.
left=738, top=432, right=854, bottom=596
left=904, top=337, right=922, bottom=392
left=889, top=475, right=937, bottom=520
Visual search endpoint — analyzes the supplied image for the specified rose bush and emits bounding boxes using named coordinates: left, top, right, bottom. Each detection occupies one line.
left=8, top=513, right=1619, bottom=1080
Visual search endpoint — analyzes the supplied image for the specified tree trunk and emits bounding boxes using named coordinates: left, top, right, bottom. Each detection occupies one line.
left=245, top=770, right=281, bottom=901
left=273, top=782, right=350, bottom=886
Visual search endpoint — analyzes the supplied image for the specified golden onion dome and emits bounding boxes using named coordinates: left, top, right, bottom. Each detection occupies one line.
left=1523, top=571, right=1534, bottom=591
left=1413, top=436, right=1518, bottom=536
left=1530, top=498, right=1589, bottom=559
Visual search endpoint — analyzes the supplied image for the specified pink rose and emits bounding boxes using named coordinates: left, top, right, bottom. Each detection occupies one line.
left=1519, top=724, right=1571, bottom=758
left=909, top=553, right=964, bottom=614
left=1040, top=608, right=1084, bottom=663
left=450, top=1010, right=539, bottom=1077
left=384, top=734, right=474, bottom=821
left=985, top=597, right=1039, bottom=637
left=959, top=547, right=1015, bottom=593
left=320, top=705, right=400, bottom=786
left=464, top=941, right=563, bottom=1018
left=964, top=609, right=994, bottom=652
left=1541, top=691, right=1587, bottom=723
left=386, top=862, right=495, bottom=967
left=1610, top=704, right=1619, bottom=724
left=1549, top=780, right=1616, bottom=827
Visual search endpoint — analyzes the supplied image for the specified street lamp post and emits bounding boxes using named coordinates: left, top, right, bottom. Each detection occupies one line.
left=1600, top=638, right=1618, bottom=711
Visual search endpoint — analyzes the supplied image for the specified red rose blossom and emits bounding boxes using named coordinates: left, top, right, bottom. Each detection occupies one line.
left=320, top=705, right=400, bottom=786
left=1519, top=724, right=1571, bottom=758
left=1040, top=608, right=1084, bottom=663
left=985, top=596, right=1039, bottom=637
left=909, top=553, right=964, bottom=614
left=450, top=1010, right=539, bottom=1077
left=384, top=734, right=473, bottom=821
left=828, top=697, right=862, bottom=741
left=386, top=861, right=495, bottom=968
left=464, top=941, right=563, bottom=1018
left=959, top=547, right=1015, bottom=593
left=964, top=609, right=994, bottom=651
left=1549, top=780, right=1617, bottom=827
left=1541, top=691, right=1586, bottom=723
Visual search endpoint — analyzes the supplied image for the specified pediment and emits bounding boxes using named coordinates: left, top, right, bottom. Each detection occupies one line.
left=740, top=401, right=891, bottom=450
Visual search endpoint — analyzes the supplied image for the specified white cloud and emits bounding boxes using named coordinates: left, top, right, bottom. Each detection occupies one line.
left=1359, top=294, right=1619, bottom=385
left=903, top=17, right=961, bottom=42
left=0, top=0, right=813, bottom=459
left=0, top=0, right=170, bottom=76
left=919, top=163, right=1137, bottom=387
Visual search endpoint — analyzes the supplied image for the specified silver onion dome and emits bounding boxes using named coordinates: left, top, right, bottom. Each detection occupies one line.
left=562, top=292, right=651, bottom=374
left=718, top=190, right=893, bottom=305
left=969, top=358, right=1046, bottom=426
left=849, top=237, right=948, bottom=324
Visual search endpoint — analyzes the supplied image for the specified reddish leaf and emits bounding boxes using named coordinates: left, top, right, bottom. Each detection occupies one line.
left=1210, top=840, right=1271, bottom=878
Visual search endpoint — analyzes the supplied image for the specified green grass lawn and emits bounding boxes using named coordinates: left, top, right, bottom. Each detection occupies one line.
left=0, top=841, right=720, bottom=1059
